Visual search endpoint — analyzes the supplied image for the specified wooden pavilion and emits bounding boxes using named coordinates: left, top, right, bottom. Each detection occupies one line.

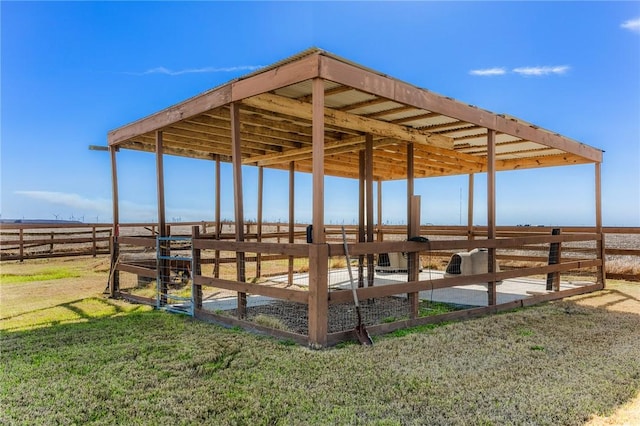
left=107, top=48, right=605, bottom=347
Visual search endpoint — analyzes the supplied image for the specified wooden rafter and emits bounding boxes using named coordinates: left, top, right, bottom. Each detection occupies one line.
left=391, top=111, right=440, bottom=125
left=364, top=105, right=416, bottom=119
left=242, top=93, right=454, bottom=150
left=338, top=97, right=390, bottom=112
left=185, top=114, right=312, bottom=145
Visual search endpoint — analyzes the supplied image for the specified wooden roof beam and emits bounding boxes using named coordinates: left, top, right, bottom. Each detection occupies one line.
left=237, top=104, right=362, bottom=139
left=185, top=115, right=312, bottom=146
left=497, top=153, right=592, bottom=171
left=120, top=139, right=220, bottom=161
left=203, top=107, right=315, bottom=137
left=244, top=136, right=400, bottom=167
left=241, top=93, right=454, bottom=150
left=177, top=120, right=306, bottom=149
left=374, top=147, right=483, bottom=174
left=164, top=125, right=288, bottom=154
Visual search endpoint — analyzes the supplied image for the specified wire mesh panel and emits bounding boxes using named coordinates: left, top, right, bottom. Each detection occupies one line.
left=238, top=300, right=309, bottom=335
left=157, top=236, right=193, bottom=316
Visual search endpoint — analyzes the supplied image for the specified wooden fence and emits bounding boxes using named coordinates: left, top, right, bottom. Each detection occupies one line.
left=1, top=222, right=638, bottom=281
left=0, top=223, right=112, bottom=261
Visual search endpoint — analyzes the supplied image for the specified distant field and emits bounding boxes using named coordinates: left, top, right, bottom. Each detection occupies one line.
left=1, top=257, right=639, bottom=425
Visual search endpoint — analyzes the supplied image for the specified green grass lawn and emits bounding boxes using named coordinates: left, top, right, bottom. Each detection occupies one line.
left=1, top=260, right=640, bottom=425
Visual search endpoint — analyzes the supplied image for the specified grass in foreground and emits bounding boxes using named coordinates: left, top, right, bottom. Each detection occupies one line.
left=1, top=259, right=639, bottom=425
left=2, top=280, right=640, bottom=425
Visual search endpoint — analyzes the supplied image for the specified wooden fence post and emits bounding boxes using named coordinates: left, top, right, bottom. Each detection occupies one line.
left=19, top=228, right=24, bottom=262
left=408, top=195, right=421, bottom=319
left=109, top=234, right=120, bottom=297
left=546, top=228, right=562, bottom=291
left=92, top=226, right=97, bottom=257
left=308, top=243, right=328, bottom=348
left=192, top=226, right=202, bottom=310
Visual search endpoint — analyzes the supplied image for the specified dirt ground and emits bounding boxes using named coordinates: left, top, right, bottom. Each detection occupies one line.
left=0, top=256, right=109, bottom=320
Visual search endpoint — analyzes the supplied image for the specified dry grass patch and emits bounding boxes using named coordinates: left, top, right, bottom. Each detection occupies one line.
left=606, top=257, right=640, bottom=276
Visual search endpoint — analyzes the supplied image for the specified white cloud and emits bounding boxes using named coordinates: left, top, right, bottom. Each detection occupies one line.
left=621, top=18, right=640, bottom=33
left=127, top=65, right=264, bottom=76
left=15, top=191, right=112, bottom=212
left=469, top=67, right=507, bottom=76
left=469, top=65, right=570, bottom=77
left=512, top=65, right=570, bottom=76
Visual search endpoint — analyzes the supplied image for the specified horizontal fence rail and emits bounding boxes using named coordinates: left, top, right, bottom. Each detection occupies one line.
left=1, top=222, right=638, bottom=281
left=0, top=223, right=113, bottom=261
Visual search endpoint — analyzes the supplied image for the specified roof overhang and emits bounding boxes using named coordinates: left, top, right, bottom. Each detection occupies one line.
left=108, top=48, right=602, bottom=180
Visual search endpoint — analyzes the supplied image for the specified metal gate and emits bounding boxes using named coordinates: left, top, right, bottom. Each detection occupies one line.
left=156, top=236, right=194, bottom=316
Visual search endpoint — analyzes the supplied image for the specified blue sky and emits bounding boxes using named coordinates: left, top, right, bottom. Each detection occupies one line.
left=2, top=1, right=639, bottom=226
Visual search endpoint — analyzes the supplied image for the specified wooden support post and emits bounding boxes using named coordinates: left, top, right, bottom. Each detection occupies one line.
left=19, top=228, right=23, bottom=262
left=49, top=232, right=54, bottom=254
left=311, top=77, right=325, bottom=245
left=156, top=131, right=168, bottom=306
left=467, top=173, right=474, bottom=240
left=109, top=146, right=120, bottom=295
left=595, top=162, right=606, bottom=287
left=377, top=178, right=383, bottom=242
left=407, top=142, right=414, bottom=232
left=408, top=195, right=421, bottom=318
left=308, top=77, right=327, bottom=348
left=308, top=244, right=328, bottom=348
left=214, top=154, right=221, bottom=279
left=487, top=129, right=497, bottom=306
left=288, top=161, right=295, bottom=286
left=92, top=226, right=97, bottom=257
left=366, top=134, right=375, bottom=288
left=256, top=166, right=263, bottom=278
left=358, top=150, right=365, bottom=288
left=231, top=103, right=247, bottom=318
left=407, top=143, right=418, bottom=317
left=546, top=228, right=562, bottom=291
left=192, top=226, right=203, bottom=309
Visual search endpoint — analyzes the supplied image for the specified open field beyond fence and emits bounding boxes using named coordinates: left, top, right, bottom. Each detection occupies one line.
left=1, top=256, right=639, bottom=425
left=1, top=223, right=638, bottom=280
